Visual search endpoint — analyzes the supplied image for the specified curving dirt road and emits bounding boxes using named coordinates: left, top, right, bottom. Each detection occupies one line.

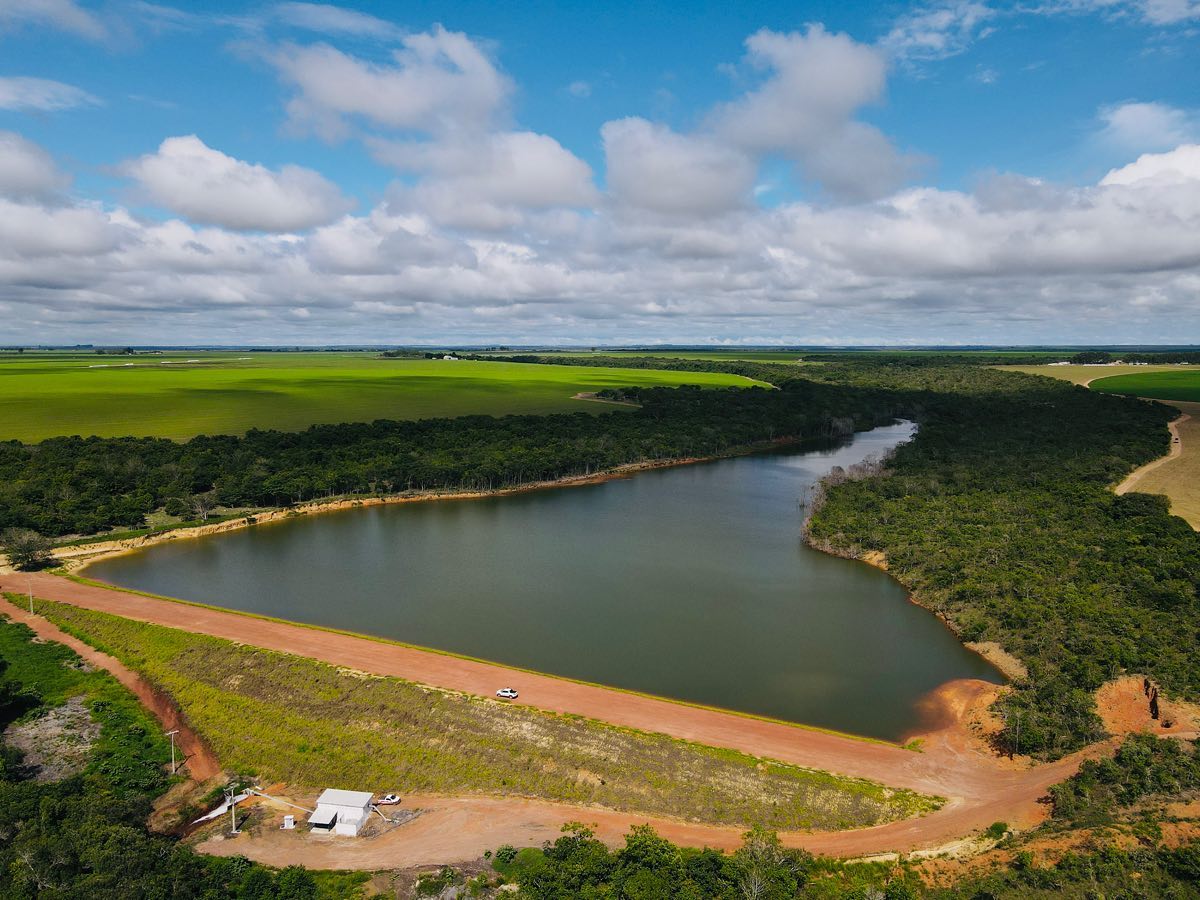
left=7, top=571, right=1119, bottom=865
left=1, top=596, right=220, bottom=781
left=1115, top=406, right=1189, bottom=495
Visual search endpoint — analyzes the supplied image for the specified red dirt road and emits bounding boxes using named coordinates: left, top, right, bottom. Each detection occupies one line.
left=1, top=597, right=220, bottom=781
left=11, top=573, right=1111, bottom=861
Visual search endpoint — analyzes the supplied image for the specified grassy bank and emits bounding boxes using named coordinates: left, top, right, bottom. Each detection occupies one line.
left=40, top=601, right=939, bottom=831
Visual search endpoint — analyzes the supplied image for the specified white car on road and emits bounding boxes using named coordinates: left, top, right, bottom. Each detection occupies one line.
left=495, top=687, right=519, bottom=700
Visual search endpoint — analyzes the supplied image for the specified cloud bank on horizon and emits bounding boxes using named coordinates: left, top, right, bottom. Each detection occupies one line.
left=0, top=0, right=1198, bottom=345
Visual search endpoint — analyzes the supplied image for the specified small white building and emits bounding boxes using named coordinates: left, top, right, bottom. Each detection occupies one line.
left=308, top=788, right=373, bottom=837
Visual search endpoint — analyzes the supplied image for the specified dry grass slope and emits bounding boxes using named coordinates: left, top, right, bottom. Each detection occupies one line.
left=42, top=601, right=940, bottom=831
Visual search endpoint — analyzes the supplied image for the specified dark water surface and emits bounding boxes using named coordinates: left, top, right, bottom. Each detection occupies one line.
left=91, top=422, right=1001, bottom=740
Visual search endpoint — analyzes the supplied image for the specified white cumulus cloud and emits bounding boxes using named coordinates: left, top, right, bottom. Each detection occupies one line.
left=373, top=130, right=597, bottom=223
left=711, top=26, right=917, bottom=200
left=602, top=118, right=756, bottom=217
left=269, top=26, right=512, bottom=139
left=1101, top=143, right=1200, bottom=185
left=123, top=135, right=354, bottom=232
left=0, top=130, right=70, bottom=199
left=1099, top=101, right=1199, bottom=153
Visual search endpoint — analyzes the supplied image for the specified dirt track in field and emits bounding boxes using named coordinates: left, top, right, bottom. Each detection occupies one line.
left=6, top=573, right=1125, bottom=866
left=1114, top=403, right=1189, bottom=495
left=1, top=598, right=220, bottom=782
left=1114, top=400, right=1200, bottom=529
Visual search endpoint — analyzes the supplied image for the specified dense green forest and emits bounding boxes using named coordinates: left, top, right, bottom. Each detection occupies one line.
left=800, top=363, right=1197, bottom=757
left=0, top=379, right=900, bottom=537
left=0, top=615, right=366, bottom=898
left=487, top=815, right=1200, bottom=898
left=1048, top=733, right=1200, bottom=828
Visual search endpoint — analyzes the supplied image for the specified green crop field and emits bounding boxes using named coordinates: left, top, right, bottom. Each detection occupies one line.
left=524, top=350, right=812, bottom=362
left=0, top=351, right=757, bottom=443
left=1089, top=370, right=1200, bottom=402
left=1003, top=364, right=1188, bottom=387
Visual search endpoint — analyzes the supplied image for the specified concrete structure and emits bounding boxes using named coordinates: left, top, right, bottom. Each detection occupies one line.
left=308, top=788, right=373, bottom=837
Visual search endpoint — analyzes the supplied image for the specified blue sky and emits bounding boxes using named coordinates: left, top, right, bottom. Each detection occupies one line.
left=1, top=1, right=1199, bottom=344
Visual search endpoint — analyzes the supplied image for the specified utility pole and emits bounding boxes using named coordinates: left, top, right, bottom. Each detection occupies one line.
left=166, top=729, right=179, bottom=775
left=225, top=787, right=241, bottom=835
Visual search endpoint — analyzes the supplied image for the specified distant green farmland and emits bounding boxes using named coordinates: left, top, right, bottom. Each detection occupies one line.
left=1090, top=370, right=1200, bottom=403
left=532, top=350, right=811, bottom=362
left=0, top=351, right=757, bottom=442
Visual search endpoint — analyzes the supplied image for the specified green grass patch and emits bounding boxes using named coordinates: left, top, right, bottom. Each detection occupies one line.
left=0, top=602, right=172, bottom=796
left=40, top=601, right=940, bottom=831
left=0, top=351, right=755, bottom=442
left=1090, top=370, right=1200, bottom=403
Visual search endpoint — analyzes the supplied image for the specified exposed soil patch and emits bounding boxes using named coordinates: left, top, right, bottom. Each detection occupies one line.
left=859, top=549, right=888, bottom=569
left=4, top=695, right=99, bottom=782
left=964, top=642, right=1028, bottom=681
left=1097, top=675, right=1200, bottom=738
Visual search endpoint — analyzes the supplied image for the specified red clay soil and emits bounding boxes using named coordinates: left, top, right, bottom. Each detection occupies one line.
left=1, top=598, right=220, bottom=781
left=4, top=573, right=1136, bottom=861
left=1096, top=675, right=1200, bottom=737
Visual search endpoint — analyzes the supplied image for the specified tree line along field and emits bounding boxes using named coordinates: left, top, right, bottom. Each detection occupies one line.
left=0, top=351, right=757, bottom=443
left=1090, top=369, right=1200, bottom=402
left=1006, top=364, right=1200, bottom=528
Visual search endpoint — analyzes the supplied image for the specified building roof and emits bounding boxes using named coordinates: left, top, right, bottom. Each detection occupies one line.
left=315, top=788, right=374, bottom=808
left=308, top=807, right=337, bottom=826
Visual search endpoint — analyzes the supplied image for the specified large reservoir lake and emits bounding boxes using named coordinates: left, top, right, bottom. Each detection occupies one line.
left=91, top=422, right=1002, bottom=740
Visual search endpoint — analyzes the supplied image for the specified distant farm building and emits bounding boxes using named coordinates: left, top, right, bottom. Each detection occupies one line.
left=308, top=788, right=373, bottom=836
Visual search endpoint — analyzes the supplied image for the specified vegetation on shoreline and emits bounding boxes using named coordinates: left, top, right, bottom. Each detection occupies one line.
left=1, top=378, right=900, bottom=537
left=0, top=613, right=366, bottom=898
left=41, top=602, right=938, bottom=831
left=802, top=363, right=1197, bottom=758
left=469, top=354, right=1200, bottom=759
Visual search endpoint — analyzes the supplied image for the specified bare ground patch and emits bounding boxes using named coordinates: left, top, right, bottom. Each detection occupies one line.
left=3, top=695, right=100, bottom=782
